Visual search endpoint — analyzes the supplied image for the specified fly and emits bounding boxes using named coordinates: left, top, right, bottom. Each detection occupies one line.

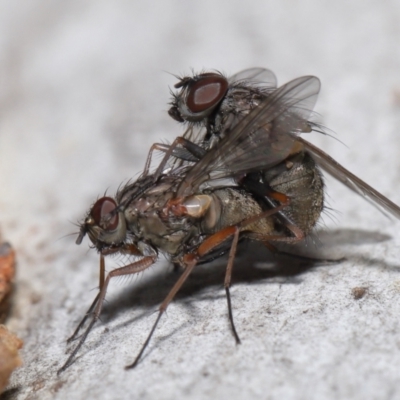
left=58, top=73, right=400, bottom=374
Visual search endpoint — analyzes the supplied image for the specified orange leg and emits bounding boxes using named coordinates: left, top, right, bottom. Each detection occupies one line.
left=125, top=256, right=198, bottom=369
left=126, top=204, right=288, bottom=369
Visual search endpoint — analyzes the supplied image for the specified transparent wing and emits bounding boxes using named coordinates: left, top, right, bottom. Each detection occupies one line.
left=180, top=125, right=206, bottom=147
left=299, top=138, right=400, bottom=218
left=178, top=76, right=321, bottom=196
left=228, top=67, right=277, bottom=88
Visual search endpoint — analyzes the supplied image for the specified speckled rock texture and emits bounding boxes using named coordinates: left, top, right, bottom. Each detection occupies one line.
left=1, top=1, right=400, bottom=399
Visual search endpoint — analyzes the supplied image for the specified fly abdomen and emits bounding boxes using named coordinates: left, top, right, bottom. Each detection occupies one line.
left=264, top=151, right=324, bottom=235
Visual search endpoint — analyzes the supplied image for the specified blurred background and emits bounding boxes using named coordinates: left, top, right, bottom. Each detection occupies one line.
left=1, top=1, right=400, bottom=399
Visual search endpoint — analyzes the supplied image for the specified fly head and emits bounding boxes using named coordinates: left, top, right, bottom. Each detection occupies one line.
left=168, top=72, right=229, bottom=124
left=77, top=197, right=127, bottom=251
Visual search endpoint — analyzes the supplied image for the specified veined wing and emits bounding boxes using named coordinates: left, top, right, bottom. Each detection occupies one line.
left=299, top=137, right=400, bottom=218
left=228, top=67, right=277, bottom=88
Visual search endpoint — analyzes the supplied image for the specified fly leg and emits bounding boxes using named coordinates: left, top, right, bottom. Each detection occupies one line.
left=154, top=136, right=206, bottom=179
left=221, top=203, right=294, bottom=345
left=58, top=254, right=156, bottom=375
left=143, top=142, right=171, bottom=176
left=125, top=224, right=247, bottom=369
left=239, top=174, right=295, bottom=229
left=66, top=254, right=106, bottom=343
left=66, top=244, right=143, bottom=343
left=126, top=204, right=289, bottom=369
left=223, top=226, right=241, bottom=344
left=142, top=134, right=207, bottom=177
left=124, top=256, right=198, bottom=369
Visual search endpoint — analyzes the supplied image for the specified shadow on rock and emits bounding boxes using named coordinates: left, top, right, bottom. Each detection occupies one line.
left=100, top=227, right=396, bottom=325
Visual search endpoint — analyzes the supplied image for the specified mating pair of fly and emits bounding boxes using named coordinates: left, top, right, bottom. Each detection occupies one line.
left=58, top=68, right=400, bottom=374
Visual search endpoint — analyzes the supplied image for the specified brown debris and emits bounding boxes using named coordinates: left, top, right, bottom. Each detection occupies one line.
left=0, top=325, right=23, bottom=393
left=0, top=243, right=16, bottom=322
left=351, top=286, right=368, bottom=300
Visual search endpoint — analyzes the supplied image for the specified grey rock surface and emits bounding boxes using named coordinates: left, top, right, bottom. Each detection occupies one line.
left=1, top=1, right=400, bottom=399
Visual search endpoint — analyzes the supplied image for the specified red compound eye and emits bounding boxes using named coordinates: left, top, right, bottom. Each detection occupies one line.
left=91, top=197, right=119, bottom=231
left=186, top=74, right=228, bottom=113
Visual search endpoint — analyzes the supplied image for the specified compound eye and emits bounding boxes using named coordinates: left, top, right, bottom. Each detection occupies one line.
left=186, top=74, right=228, bottom=113
left=91, top=197, right=119, bottom=231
